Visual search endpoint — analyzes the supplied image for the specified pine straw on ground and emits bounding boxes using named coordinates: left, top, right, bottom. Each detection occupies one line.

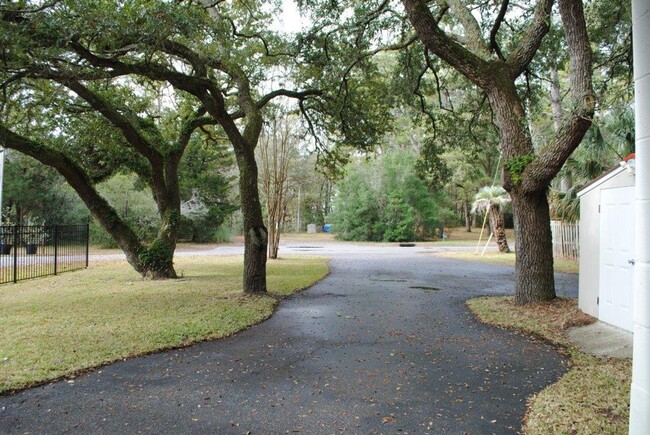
left=466, top=297, right=631, bottom=435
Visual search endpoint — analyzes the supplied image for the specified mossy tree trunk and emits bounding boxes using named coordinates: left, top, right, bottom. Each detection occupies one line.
left=0, top=80, right=210, bottom=280
left=402, top=0, right=594, bottom=304
left=510, top=190, right=556, bottom=303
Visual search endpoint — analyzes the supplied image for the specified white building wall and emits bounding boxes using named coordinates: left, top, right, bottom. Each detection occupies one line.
left=578, top=169, right=635, bottom=318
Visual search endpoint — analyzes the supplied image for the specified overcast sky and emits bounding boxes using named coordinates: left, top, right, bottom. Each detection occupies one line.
left=273, top=0, right=308, bottom=33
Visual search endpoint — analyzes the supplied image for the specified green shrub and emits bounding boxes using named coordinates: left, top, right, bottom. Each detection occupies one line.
left=89, top=220, right=118, bottom=248
left=213, top=226, right=232, bottom=243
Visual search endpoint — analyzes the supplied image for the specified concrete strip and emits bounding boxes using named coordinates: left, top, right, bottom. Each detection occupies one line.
left=566, top=322, right=633, bottom=359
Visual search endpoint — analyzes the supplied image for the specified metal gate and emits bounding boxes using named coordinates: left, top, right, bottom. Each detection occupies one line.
left=0, top=224, right=89, bottom=284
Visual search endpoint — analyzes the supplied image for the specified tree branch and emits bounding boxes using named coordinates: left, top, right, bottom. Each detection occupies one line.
left=505, top=0, right=553, bottom=78
left=401, top=0, right=492, bottom=87
left=445, top=0, right=491, bottom=58
left=63, top=80, right=163, bottom=165
left=176, top=107, right=213, bottom=158
left=489, top=0, right=509, bottom=60
left=159, top=40, right=208, bottom=77
left=338, top=34, right=420, bottom=98
left=225, top=88, right=325, bottom=120
left=521, top=0, right=594, bottom=192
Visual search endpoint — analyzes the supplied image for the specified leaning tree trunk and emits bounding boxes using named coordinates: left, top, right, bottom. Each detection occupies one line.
left=488, top=205, right=510, bottom=253
left=510, top=189, right=556, bottom=304
left=0, top=125, right=154, bottom=276
left=238, top=150, right=268, bottom=294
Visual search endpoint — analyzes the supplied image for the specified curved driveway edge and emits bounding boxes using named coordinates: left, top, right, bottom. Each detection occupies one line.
left=0, top=251, right=577, bottom=434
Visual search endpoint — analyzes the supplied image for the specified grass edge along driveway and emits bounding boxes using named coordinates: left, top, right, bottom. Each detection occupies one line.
left=467, top=297, right=631, bottom=434
left=0, top=255, right=329, bottom=394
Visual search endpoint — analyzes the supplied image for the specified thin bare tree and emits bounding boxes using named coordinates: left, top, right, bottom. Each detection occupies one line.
left=258, top=113, right=300, bottom=259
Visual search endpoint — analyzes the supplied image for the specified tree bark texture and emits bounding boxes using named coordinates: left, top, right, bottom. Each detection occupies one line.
left=238, top=150, right=268, bottom=294
left=511, top=189, right=556, bottom=303
left=550, top=67, right=563, bottom=132
left=488, top=205, right=510, bottom=253
left=486, top=82, right=556, bottom=300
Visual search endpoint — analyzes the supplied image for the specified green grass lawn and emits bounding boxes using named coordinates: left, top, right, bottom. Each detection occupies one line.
left=434, top=250, right=578, bottom=274
left=467, top=297, right=631, bottom=434
left=0, top=255, right=329, bottom=394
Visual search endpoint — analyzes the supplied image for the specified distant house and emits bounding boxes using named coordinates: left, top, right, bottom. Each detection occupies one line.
left=577, top=155, right=636, bottom=332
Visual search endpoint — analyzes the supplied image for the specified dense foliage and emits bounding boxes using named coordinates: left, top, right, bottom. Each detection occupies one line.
left=2, top=151, right=89, bottom=226
left=331, top=150, right=449, bottom=242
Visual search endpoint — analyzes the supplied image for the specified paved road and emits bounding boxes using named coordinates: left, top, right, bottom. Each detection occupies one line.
left=0, top=248, right=577, bottom=434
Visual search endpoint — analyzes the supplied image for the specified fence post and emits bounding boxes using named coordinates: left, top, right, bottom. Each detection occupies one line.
left=53, top=225, right=58, bottom=275
left=0, top=224, right=89, bottom=285
left=12, top=224, right=17, bottom=283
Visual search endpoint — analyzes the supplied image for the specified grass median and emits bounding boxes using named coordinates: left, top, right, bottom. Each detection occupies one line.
left=435, top=250, right=578, bottom=274
left=467, top=296, right=631, bottom=434
left=0, top=255, right=329, bottom=394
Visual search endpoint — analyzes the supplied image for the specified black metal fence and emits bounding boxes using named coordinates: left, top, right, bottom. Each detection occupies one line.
left=0, top=225, right=89, bottom=284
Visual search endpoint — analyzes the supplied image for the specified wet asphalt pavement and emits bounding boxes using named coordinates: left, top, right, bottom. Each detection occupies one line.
left=0, top=248, right=577, bottom=434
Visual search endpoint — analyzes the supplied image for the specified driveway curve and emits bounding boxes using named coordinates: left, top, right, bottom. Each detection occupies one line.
left=0, top=249, right=577, bottom=434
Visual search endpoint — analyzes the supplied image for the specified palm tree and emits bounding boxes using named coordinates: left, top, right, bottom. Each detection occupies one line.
left=549, top=107, right=635, bottom=222
left=472, top=186, right=511, bottom=253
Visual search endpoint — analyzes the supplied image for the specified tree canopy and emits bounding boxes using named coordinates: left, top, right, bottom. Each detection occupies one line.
left=0, top=0, right=393, bottom=290
left=0, top=0, right=632, bottom=302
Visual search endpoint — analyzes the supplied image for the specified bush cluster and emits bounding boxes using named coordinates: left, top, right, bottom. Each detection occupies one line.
left=331, top=150, right=452, bottom=242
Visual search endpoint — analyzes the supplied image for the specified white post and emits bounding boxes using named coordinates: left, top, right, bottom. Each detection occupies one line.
left=630, top=0, right=650, bottom=432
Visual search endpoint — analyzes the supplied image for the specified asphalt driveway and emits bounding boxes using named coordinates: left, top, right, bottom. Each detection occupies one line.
left=0, top=248, right=577, bottom=434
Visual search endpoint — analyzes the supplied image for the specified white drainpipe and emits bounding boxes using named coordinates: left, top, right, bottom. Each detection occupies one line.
left=630, top=0, right=650, bottom=432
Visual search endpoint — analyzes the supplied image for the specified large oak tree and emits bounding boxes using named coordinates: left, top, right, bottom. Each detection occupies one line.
left=400, top=0, right=594, bottom=303
left=0, top=0, right=388, bottom=291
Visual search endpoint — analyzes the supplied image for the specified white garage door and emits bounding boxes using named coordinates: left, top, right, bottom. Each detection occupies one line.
left=599, top=186, right=635, bottom=332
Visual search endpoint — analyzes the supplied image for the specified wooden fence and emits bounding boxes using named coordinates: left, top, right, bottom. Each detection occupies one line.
left=550, top=220, right=579, bottom=260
